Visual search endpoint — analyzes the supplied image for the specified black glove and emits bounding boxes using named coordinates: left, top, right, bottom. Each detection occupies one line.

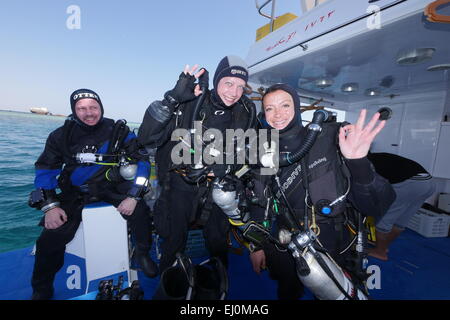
left=164, top=72, right=197, bottom=105
left=198, top=69, right=209, bottom=91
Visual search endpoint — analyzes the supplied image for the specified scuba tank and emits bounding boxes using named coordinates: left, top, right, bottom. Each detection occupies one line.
left=211, top=178, right=249, bottom=224
left=287, top=229, right=368, bottom=300
left=119, top=162, right=137, bottom=180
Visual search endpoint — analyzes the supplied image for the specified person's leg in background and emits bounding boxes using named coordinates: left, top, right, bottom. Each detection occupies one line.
left=369, top=179, right=435, bottom=261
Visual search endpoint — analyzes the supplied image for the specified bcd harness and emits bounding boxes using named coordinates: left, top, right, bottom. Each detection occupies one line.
left=212, top=109, right=370, bottom=300
left=170, top=90, right=255, bottom=185
left=29, top=119, right=150, bottom=211
left=167, top=90, right=256, bottom=226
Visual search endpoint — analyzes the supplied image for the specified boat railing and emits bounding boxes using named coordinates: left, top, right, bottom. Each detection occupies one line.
left=255, top=0, right=277, bottom=32
left=254, top=0, right=298, bottom=42
left=301, top=0, right=330, bottom=13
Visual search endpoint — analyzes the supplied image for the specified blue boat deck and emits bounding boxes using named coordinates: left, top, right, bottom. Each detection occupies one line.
left=0, top=228, right=449, bottom=300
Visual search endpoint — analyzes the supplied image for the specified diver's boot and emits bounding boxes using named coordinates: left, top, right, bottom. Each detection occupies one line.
left=153, top=253, right=195, bottom=300
left=31, top=287, right=54, bottom=300
left=31, top=266, right=56, bottom=300
left=136, top=248, right=158, bottom=278
left=194, top=257, right=229, bottom=300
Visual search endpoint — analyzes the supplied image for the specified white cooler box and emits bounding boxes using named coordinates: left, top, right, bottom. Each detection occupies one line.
left=407, top=208, right=450, bottom=238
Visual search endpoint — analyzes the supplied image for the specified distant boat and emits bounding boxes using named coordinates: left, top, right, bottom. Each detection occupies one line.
left=30, top=107, right=50, bottom=115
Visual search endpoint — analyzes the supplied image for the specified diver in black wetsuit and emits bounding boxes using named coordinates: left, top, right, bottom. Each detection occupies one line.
left=137, top=56, right=257, bottom=275
left=29, top=89, right=158, bottom=300
left=245, top=84, right=396, bottom=299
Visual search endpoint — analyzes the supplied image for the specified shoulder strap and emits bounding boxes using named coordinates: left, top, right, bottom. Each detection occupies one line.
left=61, top=116, right=76, bottom=159
left=108, top=119, right=130, bottom=154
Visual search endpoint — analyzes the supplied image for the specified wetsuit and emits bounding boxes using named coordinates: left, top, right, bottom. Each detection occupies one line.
left=138, top=90, right=256, bottom=272
left=31, top=117, right=153, bottom=294
left=250, top=122, right=396, bottom=299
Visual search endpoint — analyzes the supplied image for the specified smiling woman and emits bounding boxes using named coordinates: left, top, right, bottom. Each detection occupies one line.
left=249, top=82, right=394, bottom=300
left=216, top=77, right=247, bottom=107
left=261, top=83, right=301, bottom=132
left=262, top=89, right=295, bottom=130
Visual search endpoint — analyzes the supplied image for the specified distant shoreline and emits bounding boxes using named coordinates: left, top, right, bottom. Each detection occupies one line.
left=0, top=109, right=66, bottom=117
left=0, top=109, right=142, bottom=126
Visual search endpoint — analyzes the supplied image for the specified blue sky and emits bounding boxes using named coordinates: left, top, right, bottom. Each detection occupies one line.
left=0, top=0, right=301, bottom=122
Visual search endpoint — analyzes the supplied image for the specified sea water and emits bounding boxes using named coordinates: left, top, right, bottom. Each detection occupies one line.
left=0, top=110, right=141, bottom=253
left=0, top=111, right=65, bottom=252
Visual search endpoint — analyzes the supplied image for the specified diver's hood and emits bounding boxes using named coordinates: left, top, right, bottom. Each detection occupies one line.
left=260, top=83, right=303, bottom=134
left=69, top=88, right=105, bottom=131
